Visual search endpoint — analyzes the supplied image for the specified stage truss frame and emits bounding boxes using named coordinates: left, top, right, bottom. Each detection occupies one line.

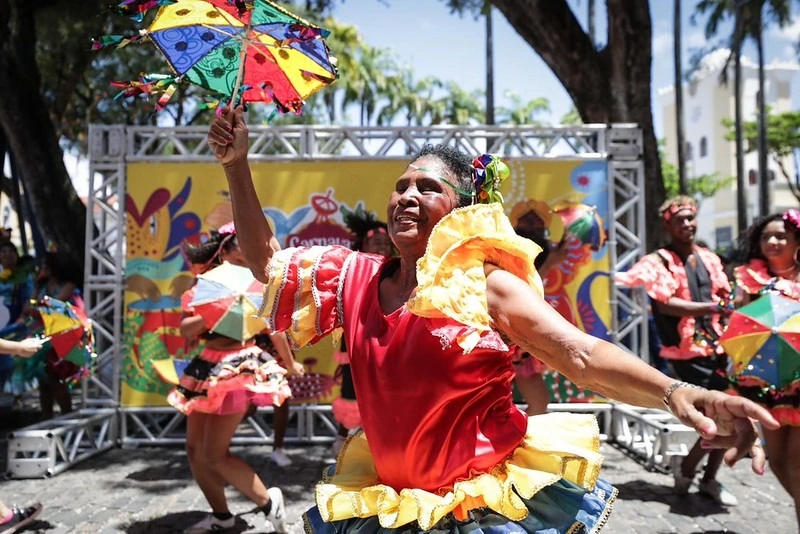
left=81, top=123, right=648, bottom=446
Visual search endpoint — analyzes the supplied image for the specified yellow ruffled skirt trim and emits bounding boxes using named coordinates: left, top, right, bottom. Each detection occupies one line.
left=314, top=412, right=603, bottom=530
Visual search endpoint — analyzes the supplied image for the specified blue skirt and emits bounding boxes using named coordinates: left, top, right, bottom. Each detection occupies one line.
left=303, top=468, right=617, bottom=534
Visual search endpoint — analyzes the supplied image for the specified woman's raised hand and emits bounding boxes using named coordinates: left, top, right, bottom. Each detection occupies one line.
left=208, top=106, right=249, bottom=167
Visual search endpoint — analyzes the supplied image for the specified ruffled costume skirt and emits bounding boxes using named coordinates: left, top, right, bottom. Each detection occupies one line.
left=729, top=384, right=800, bottom=426
left=333, top=350, right=362, bottom=430
left=304, top=413, right=616, bottom=533
left=168, top=344, right=291, bottom=415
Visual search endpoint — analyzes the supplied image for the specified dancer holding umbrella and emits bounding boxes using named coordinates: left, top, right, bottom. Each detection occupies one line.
left=172, top=224, right=294, bottom=533
left=211, top=110, right=778, bottom=532
left=725, top=209, right=800, bottom=526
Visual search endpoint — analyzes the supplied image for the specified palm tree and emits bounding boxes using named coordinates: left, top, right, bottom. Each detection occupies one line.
left=498, top=92, right=551, bottom=126
left=484, top=0, right=495, bottom=125
left=674, top=0, right=688, bottom=195
left=377, top=68, right=440, bottom=127
left=432, top=82, right=485, bottom=125
left=319, top=18, right=362, bottom=124
left=693, top=0, right=792, bottom=229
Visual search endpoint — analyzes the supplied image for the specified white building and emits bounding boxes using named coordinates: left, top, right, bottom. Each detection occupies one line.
left=658, top=49, right=799, bottom=249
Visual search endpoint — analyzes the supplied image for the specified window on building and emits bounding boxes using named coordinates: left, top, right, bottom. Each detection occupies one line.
left=715, top=226, right=734, bottom=250
left=748, top=169, right=757, bottom=186
left=769, top=170, right=776, bottom=182
left=699, top=137, right=707, bottom=158
left=685, top=142, right=693, bottom=160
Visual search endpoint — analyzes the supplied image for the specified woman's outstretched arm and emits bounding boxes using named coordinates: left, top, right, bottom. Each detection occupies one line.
left=208, top=107, right=280, bottom=282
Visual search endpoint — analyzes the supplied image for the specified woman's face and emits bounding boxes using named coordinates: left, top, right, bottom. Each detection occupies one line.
left=220, top=243, right=247, bottom=267
left=362, top=231, right=393, bottom=257
left=0, top=246, right=18, bottom=269
left=760, top=220, right=799, bottom=266
left=387, top=156, right=459, bottom=258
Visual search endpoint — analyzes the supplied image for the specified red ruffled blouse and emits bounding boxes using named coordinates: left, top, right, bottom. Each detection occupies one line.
left=265, top=247, right=526, bottom=493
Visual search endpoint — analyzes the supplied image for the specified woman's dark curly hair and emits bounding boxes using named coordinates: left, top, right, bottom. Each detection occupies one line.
left=738, top=212, right=800, bottom=263
left=343, top=210, right=388, bottom=252
left=410, top=144, right=474, bottom=207
left=183, top=230, right=238, bottom=268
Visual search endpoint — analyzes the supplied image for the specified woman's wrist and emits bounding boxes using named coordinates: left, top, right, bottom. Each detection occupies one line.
left=223, top=157, right=249, bottom=173
left=662, top=380, right=706, bottom=413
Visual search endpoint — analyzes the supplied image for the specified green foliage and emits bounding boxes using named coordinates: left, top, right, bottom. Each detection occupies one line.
left=560, top=107, right=583, bottom=125
left=722, top=110, right=800, bottom=199
left=497, top=92, right=549, bottom=126
left=660, top=141, right=733, bottom=199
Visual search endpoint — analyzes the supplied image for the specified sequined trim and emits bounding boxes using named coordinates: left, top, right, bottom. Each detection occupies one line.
left=311, top=248, right=325, bottom=337
left=336, top=252, right=357, bottom=328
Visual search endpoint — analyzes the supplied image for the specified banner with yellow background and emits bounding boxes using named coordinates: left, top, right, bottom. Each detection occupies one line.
left=122, top=158, right=610, bottom=407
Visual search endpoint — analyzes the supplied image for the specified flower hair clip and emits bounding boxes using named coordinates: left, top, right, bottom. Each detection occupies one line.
left=783, top=208, right=800, bottom=232
left=472, top=154, right=510, bottom=205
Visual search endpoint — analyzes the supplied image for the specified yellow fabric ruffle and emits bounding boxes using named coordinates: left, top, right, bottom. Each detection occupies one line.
left=407, top=203, right=544, bottom=352
left=315, top=413, right=603, bottom=530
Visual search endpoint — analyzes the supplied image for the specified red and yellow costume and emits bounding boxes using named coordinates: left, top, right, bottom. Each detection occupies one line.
left=732, top=260, right=800, bottom=426
left=262, top=204, right=615, bottom=533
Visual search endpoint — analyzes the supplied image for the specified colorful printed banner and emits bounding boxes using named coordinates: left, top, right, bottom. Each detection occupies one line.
left=122, top=159, right=610, bottom=406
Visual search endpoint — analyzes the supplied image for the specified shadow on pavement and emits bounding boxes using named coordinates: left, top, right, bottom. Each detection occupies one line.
left=614, top=480, right=728, bottom=517
left=120, top=512, right=252, bottom=533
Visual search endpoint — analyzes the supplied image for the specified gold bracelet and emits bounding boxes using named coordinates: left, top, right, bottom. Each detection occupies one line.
left=662, top=381, right=705, bottom=412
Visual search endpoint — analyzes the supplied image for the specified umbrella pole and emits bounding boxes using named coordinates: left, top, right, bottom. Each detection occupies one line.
left=230, top=18, right=252, bottom=109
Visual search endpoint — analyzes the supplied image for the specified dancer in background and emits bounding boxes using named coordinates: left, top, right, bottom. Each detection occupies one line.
left=331, top=211, right=392, bottom=454
left=174, top=224, right=294, bottom=534
left=732, top=209, right=800, bottom=525
left=617, top=196, right=737, bottom=506
left=211, top=108, right=774, bottom=533
left=1, top=336, right=46, bottom=533
left=512, top=204, right=570, bottom=415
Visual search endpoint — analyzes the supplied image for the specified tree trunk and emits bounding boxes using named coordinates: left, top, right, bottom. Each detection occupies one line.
left=491, top=0, right=665, bottom=249
left=733, top=7, right=748, bottom=234
left=674, top=0, right=688, bottom=195
left=755, top=8, right=769, bottom=217
left=0, top=2, right=87, bottom=264
left=485, top=1, right=495, bottom=126
left=587, top=0, right=595, bottom=45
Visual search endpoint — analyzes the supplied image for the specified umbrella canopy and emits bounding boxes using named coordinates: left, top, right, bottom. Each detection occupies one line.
left=189, top=262, right=269, bottom=341
left=105, top=0, right=338, bottom=112
left=34, top=297, right=95, bottom=368
left=553, top=202, right=607, bottom=252
left=721, top=292, right=800, bottom=391
left=152, top=357, right=192, bottom=385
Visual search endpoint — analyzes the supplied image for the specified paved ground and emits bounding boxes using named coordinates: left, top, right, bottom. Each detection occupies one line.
left=0, top=410, right=795, bottom=533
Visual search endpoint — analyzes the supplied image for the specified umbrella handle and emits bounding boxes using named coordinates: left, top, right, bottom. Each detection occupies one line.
left=230, top=18, right=252, bottom=109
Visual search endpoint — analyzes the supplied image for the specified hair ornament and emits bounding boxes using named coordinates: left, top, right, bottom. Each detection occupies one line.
left=783, top=208, right=800, bottom=232
left=472, top=154, right=510, bottom=205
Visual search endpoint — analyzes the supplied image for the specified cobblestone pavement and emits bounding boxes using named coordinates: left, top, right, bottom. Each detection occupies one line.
left=1, top=435, right=794, bottom=534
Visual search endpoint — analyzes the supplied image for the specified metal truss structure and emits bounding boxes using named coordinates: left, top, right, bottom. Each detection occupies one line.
left=610, top=404, right=698, bottom=472
left=6, top=409, right=116, bottom=478
left=8, top=124, right=650, bottom=477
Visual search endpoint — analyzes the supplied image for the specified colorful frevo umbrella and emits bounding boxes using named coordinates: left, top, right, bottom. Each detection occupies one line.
left=721, top=292, right=800, bottom=392
left=189, top=262, right=269, bottom=342
left=553, top=202, right=607, bottom=252
left=33, top=297, right=95, bottom=375
left=152, top=357, right=192, bottom=385
left=99, top=0, right=338, bottom=113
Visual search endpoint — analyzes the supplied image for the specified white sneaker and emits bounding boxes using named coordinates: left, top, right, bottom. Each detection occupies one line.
left=332, top=435, right=346, bottom=457
left=184, top=514, right=235, bottom=533
left=264, top=487, right=287, bottom=533
left=670, top=455, right=693, bottom=495
left=271, top=448, right=292, bottom=467
left=699, top=479, right=738, bottom=506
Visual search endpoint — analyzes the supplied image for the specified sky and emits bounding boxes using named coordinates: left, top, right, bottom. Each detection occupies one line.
left=332, top=0, right=800, bottom=138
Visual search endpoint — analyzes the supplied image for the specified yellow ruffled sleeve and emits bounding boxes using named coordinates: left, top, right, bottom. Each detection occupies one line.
left=407, top=203, right=544, bottom=352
